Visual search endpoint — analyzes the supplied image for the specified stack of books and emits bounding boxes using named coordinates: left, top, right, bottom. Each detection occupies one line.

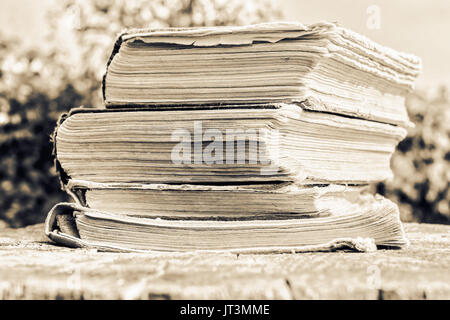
left=45, top=22, right=421, bottom=253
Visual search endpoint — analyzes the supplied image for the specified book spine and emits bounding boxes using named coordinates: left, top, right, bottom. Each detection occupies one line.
left=102, top=32, right=126, bottom=104
left=44, top=202, right=84, bottom=249
left=45, top=202, right=132, bottom=252
left=51, top=111, right=71, bottom=190
left=51, top=108, right=92, bottom=206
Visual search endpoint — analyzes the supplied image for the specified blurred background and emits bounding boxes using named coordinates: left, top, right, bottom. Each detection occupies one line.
left=0, top=0, right=448, bottom=227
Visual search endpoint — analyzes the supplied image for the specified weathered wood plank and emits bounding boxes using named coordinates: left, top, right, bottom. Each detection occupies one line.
left=0, top=222, right=449, bottom=299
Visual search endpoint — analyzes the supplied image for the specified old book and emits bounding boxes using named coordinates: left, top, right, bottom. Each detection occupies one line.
left=54, top=104, right=406, bottom=185
left=103, top=22, right=421, bottom=126
left=64, top=180, right=366, bottom=218
left=45, top=191, right=408, bottom=252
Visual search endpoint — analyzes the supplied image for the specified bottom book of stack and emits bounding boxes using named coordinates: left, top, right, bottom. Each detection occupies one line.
left=45, top=181, right=408, bottom=253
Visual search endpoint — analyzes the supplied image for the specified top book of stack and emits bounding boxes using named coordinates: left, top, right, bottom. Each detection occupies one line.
left=103, top=21, right=421, bottom=127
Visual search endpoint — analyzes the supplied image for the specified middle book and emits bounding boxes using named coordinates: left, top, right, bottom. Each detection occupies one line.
left=54, top=102, right=406, bottom=185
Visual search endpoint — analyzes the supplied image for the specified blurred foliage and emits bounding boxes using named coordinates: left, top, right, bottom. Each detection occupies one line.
left=0, top=0, right=282, bottom=227
left=377, top=88, right=450, bottom=224
left=0, top=34, right=83, bottom=227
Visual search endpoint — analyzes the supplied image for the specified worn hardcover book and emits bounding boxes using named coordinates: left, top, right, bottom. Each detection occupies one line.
left=53, top=104, right=406, bottom=185
left=63, top=180, right=366, bottom=218
left=45, top=191, right=408, bottom=253
left=103, top=22, right=421, bottom=126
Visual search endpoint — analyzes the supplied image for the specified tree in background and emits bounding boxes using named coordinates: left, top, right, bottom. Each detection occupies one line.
left=0, top=0, right=282, bottom=226
left=377, top=88, right=450, bottom=224
left=0, top=35, right=83, bottom=226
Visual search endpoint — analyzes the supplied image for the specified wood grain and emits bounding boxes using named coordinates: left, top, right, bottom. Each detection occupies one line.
left=0, top=222, right=449, bottom=299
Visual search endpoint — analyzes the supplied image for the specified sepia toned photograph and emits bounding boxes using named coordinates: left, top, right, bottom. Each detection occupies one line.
left=0, top=0, right=448, bottom=305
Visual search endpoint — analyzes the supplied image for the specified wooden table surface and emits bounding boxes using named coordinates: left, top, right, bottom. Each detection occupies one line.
left=0, top=221, right=449, bottom=299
